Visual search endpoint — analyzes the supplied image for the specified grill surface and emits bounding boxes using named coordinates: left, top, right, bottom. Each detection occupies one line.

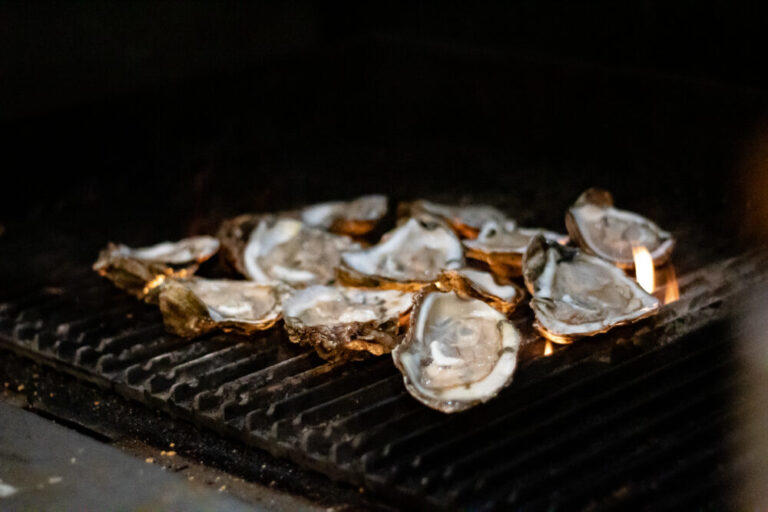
left=0, top=253, right=762, bottom=511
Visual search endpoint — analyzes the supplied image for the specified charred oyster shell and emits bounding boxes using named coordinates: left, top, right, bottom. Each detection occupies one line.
left=338, top=217, right=464, bottom=290
left=400, top=200, right=514, bottom=239
left=392, top=287, right=522, bottom=413
left=93, top=236, right=219, bottom=302
left=522, top=235, right=660, bottom=343
left=219, top=215, right=360, bottom=287
left=566, top=188, right=675, bottom=269
left=438, top=268, right=525, bottom=315
left=301, top=195, right=388, bottom=236
left=282, top=285, right=413, bottom=361
left=463, top=221, right=568, bottom=279
left=158, top=278, right=281, bottom=338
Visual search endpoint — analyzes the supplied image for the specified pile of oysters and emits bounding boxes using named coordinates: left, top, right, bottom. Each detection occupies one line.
left=94, top=189, right=674, bottom=413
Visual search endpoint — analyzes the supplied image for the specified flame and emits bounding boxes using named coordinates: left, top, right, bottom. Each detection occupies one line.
left=544, top=340, right=553, bottom=356
left=142, top=274, right=167, bottom=295
left=663, top=265, right=680, bottom=304
left=632, top=246, right=655, bottom=294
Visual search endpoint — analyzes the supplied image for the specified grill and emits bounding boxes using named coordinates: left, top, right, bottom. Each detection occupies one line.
left=1, top=251, right=762, bottom=510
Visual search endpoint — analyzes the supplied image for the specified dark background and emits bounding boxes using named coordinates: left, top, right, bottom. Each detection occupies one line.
left=2, top=1, right=768, bottom=285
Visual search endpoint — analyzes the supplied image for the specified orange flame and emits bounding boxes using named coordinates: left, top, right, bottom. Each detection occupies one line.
left=663, top=265, right=680, bottom=304
left=544, top=340, right=553, bottom=356
left=632, top=246, right=655, bottom=294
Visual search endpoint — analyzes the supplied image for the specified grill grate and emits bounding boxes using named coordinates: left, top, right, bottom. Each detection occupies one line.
left=0, top=254, right=762, bottom=511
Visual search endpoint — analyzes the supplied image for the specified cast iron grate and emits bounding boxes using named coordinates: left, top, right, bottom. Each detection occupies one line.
left=0, top=254, right=762, bottom=511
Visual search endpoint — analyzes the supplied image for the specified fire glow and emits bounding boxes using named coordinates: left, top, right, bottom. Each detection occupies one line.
left=632, top=246, right=680, bottom=305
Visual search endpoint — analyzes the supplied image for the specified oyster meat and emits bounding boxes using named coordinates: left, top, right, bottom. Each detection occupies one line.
left=158, top=278, right=281, bottom=338
left=401, top=200, right=514, bottom=238
left=566, top=188, right=675, bottom=268
left=283, top=285, right=414, bottom=361
left=392, top=288, right=522, bottom=413
left=338, top=217, right=464, bottom=290
left=523, top=235, right=660, bottom=343
left=301, top=194, right=388, bottom=236
left=93, top=236, right=220, bottom=301
left=438, top=268, right=524, bottom=315
left=221, top=216, right=360, bottom=287
left=463, top=221, right=568, bottom=278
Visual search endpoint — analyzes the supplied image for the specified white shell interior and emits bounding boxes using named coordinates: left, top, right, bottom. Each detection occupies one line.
left=341, top=218, right=464, bottom=282
left=283, top=285, right=413, bottom=326
left=395, top=291, right=520, bottom=406
left=464, top=221, right=567, bottom=254
left=301, top=195, right=387, bottom=229
left=418, top=201, right=513, bottom=230
left=457, top=268, right=519, bottom=302
left=128, top=236, right=220, bottom=264
left=184, top=278, right=280, bottom=324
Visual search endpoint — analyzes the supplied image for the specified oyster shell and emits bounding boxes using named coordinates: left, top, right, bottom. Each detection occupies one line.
left=301, top=195, right=388, bottom=236
left=438, top=268, right=524, bottom=315
left=338, top=217, right=464, bottom=290
left=158, top=278, right=281, bottom=338
left=463, top=221, right=568, bottom=278
left=566, top=188, right=675, bottom=268
left=220, top=215, right=360, bottom=287
left=93, top=236, right=220, bottom=301
left=282, top=285, right=413, bottom=361
left=392, top=287, right=522, bottom=413
left=522, top=235, right=660, bottom=343
left=401, top=200, right=514, bottom=238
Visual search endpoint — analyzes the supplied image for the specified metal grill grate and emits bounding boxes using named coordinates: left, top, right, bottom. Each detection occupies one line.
left=0, top=255, right=762, bottom=511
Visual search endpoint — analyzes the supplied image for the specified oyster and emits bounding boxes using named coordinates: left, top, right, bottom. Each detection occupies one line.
left=438, top=268, right=524, bottom=315
left=282, top=285, right=414, bottom=361
left=400, top=200, right=514, bottom=238
left=463, top=221, right=568, bottom=278
left=338, top=217, right=464, bottom=290
left=93, top=236, right=220, bottom=301
left=158, top=278, right=281, bottom=338
left=219, top=215, right=360, bottom=287
left=522, top=235, right=660, bottom=343
left=566, top=188, right=675, bottom=269
left=392, top=288, right=522, bottom=413
left=301, top=195, right=388, bottom=236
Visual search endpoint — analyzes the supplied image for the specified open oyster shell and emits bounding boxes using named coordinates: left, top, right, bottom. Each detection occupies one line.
left=158, top=278, right=281, bottom=338
left=463, top=221, right=568, bottom=279
left=400, top=200, right=515, bottom=239
left=522, top=235, right=660, bottom=343
left=93, top=236, right=220, bottom=302
left=282, top=285, right=413, bottom=361
left=219, top=215, right=360, bottom=287
left=338, top=217, right=464, bottom=290
left=438, top=268, right=525, bottom=315
left=566, top=188, right=675, bottom=269
left=392, top=287, right=522, bottom=413
left=301, top=194, right=388, bottom=237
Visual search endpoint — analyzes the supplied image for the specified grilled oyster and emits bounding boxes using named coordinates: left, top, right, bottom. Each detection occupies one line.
left=566, top=188, right=675, bottom=269
left=301, top=195, right=388, bottom=236
left=438, top=268, right=524, bottom=315
left=522, top=235, right=660, bottom=343
left=401, top=200, right=514, bottom=238
left=282, top=285, right=413, bottom=361
left=338, top=217, right=464, bottom=290
left=392, top=287, right=522, bottom=413
left=463, top=221, right=568, bottom=279
left=158, top=278, right=281, bottom=338
left=219, top=215, right=360, bottom=287
left=93, top=236, right=220, bottom=301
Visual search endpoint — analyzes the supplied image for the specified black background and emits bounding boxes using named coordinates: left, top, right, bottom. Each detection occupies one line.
left=2, top=1, right=767, bottom=279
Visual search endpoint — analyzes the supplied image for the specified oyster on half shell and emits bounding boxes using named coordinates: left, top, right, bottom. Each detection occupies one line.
left=463, top=221, right=568, bottom=279
left=93, top=236, right=220, bottom=302
left=522, top=235, right=660, bottom=343
left=158, top=278, right=281, bottom=338
left=301, top=195, right=388, bottom=237
left=338, top=217, right=464, bottom=290
left=219, top=215, right=360, bottom=287
left=282, top=285, right=414, bottom=361
left=392, top=288, right=522, bottom=413
left=566, top=188, right=675, bottom=269
left=438, top=268, right=524, bottom=315
left=400, top=200, right=515, bottom=239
